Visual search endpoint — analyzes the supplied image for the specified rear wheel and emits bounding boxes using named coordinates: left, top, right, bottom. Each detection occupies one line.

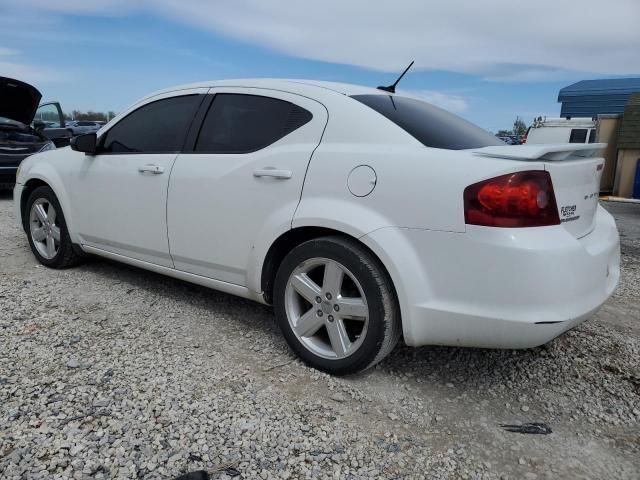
left=25, top=186, right=83, bottom=268
left=274, top=236, right=400, bottom=375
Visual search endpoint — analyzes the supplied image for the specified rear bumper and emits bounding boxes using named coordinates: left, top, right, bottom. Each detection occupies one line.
left=364, top=205, right=620, bottom=348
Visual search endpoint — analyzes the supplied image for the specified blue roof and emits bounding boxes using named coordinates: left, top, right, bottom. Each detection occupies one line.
left=558, top=78, right=640, bottom=117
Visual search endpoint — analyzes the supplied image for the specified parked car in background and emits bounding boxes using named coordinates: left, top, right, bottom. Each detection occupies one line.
left=496, top=135, right=521, bottom=145
left=14, top=79, right=620, bottom=375
left=0, top=77, right=59, bottom=187
left=67, top=120, right=102, bottom=136
left=524, top=116, right=597, bottom=144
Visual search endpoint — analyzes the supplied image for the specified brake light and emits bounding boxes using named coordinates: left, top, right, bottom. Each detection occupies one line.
left=464, top=171, right=560, bottom=227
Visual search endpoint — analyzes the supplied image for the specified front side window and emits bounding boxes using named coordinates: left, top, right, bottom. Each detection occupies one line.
left=588, top=129, right=596, bottom=143
left=100, top=95, right=201, bottom=153
left=195, top=94, right=312, bottom=153
left=351, top=94, right=503, bottom=150
left=569, top=129, right=588, bottom=143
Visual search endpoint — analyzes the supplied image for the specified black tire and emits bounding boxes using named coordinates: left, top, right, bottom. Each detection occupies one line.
left=273, top=236, right=401, bottom=375
left=24, top=186, right=83, bottom=268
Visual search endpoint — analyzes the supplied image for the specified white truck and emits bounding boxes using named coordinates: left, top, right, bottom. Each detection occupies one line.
left=524, top=116, right=597, bottom=144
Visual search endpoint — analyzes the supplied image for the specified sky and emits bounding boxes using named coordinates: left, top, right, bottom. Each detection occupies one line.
left=1, top=0, right=639, bottom=132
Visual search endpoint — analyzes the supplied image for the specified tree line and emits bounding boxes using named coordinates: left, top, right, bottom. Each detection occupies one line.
left=63, top=110, right=117, bottom=122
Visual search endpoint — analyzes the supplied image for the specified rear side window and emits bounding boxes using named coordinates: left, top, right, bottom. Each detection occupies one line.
left=101, top=95, right=201, bottom=153
left=351, top=94, right=503, bottom=150
left=195, top=94, right=312, bottom=153
left=569, top=129, right=588, bottom=143
left=588, top=129, right=596, bottom=143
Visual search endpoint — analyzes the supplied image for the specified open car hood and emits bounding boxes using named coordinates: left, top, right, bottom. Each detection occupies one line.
left=0, top=76, right=42, bottom=125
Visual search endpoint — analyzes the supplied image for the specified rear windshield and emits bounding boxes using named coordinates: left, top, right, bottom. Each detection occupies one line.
left=351, top=94, right=503, bottom=150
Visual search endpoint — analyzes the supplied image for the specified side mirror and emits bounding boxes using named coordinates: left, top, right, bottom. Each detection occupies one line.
left=70, top=132, right=97, bottom=155
left=33, top=119, right=46, bottom=131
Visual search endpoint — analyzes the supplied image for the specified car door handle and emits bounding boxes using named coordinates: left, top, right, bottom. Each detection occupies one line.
left=253, top=167, right=292, bottom=179
left=138, top=164, right=165, bottom=174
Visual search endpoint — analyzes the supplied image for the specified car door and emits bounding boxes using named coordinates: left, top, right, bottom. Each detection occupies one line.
left=69, top=89, right=206, bottom=267
left=167, top=88, right=328, bottom=286
left=35, top=102, right=71, bottom=147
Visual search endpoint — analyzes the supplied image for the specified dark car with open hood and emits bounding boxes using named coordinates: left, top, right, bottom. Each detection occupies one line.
left=0, top=77, right=70, bottom=187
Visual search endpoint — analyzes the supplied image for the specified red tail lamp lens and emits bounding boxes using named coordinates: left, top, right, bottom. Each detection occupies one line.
left=464, top=171, right=560, bottom=227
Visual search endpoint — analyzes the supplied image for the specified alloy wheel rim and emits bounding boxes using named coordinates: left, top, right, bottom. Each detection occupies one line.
left=284, top=257, right=369, bottom=360
left=29, top=199, right=60, bottom=260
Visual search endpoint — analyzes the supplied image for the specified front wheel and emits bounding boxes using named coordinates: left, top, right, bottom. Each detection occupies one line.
left=273, top=236, right=401, bottom=375
left=25, top=186, right=83, bottom=268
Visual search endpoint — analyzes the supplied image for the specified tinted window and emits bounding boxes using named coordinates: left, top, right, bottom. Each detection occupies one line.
left=195, top=94, right=312, bottom=153
left=588, top=129, right=596, bottom=143
left=351, top=94, right=503, bottom=150
left=569, top=129, right=588, bottom=143
left=101, top=95, right=201, bottom=153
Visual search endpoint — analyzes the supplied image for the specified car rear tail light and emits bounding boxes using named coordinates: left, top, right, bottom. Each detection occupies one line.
left=464, top=171, right=560, bottom=227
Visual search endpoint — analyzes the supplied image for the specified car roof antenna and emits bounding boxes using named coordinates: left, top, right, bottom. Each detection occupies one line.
left=377, top=61, right=414, bottom=94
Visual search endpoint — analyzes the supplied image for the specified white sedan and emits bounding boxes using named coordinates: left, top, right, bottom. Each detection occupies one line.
left=14, top=79, right=620, bottom=375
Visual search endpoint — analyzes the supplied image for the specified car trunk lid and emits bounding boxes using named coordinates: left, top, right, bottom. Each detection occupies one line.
left=473, top=143, right=606, bottom=238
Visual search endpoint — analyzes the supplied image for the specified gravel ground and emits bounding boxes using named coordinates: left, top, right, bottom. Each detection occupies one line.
left=1, top=193, right=638, bottom=480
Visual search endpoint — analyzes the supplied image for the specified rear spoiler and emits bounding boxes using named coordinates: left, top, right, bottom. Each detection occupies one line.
left=473, top=143, right=607, bottom=161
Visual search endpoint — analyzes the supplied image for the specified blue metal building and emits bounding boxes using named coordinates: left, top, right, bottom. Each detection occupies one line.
left=558, top=78, right=640, bottom=118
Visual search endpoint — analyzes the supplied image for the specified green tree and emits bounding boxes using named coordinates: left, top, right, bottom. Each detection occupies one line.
left=512, top=116, right=527, bottom=136
left=496, top=129, right=512, bottom=137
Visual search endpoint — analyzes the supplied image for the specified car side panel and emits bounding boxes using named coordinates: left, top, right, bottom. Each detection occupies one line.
left=15, top=149, right=82, bottom=243
left=167, top=88, right=328, bottom=287
left=293, top=131, right=551, bottom=344
left=293, top=143, right=548, bottom=235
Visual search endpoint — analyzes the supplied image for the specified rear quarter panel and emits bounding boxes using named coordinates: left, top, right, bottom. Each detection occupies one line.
left=293, top=98, right=549, bottom=341
left=293, top=94, right=548, bottom=234
left=294, top=141, right=547, bottom=235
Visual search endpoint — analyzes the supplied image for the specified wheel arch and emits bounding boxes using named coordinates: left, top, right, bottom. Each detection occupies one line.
left=19, top=171, right=77, bottom=243
left=260, top=226, right=400, bottom=311
left=20, top=178, right=51, bottom=230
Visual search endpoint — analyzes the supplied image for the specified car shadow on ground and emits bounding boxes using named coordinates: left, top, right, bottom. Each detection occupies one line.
left=77, top=255, right=573, bottom=389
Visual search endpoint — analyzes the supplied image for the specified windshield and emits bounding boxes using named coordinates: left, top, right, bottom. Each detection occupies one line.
left=352, top=94, right=504, bottom=150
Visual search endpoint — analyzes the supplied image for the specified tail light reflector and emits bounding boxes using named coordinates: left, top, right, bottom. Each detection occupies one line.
left=464, top=171, right=560, bottom=227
